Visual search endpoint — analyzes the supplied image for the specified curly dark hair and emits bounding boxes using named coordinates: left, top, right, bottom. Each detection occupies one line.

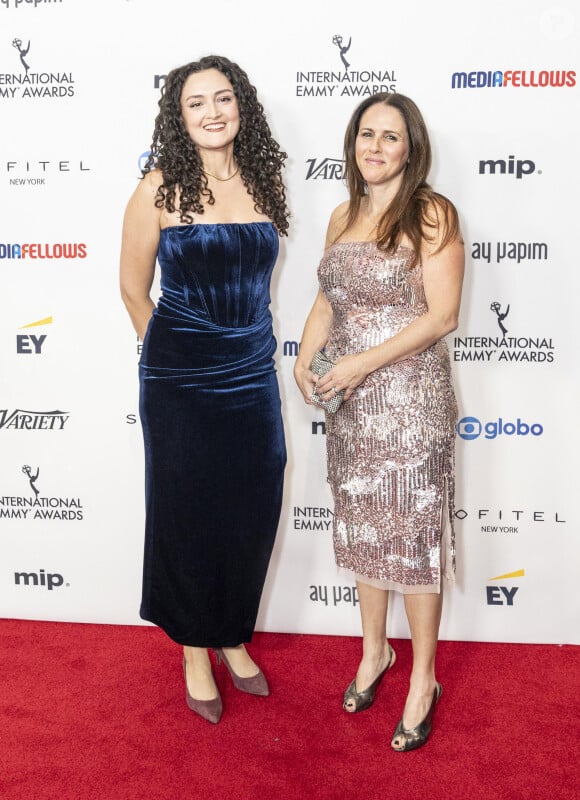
left=143, top=55, right=289, bottom=235
left=339, top=92, right=459, bottom=265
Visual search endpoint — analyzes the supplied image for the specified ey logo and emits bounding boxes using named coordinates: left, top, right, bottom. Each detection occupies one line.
left=16, top=316, right=52, bottom=354
left=486, top=568, right=524, bottom=606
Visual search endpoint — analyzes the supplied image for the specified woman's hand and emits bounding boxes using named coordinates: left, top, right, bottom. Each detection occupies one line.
left=294, top=362, right=319, bottom=405
left=314, top=352, right=371, bottom=403
left=293, top=288, right=334, bottom=405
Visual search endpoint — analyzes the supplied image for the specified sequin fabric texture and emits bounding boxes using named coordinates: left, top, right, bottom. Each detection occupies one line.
left=318, top=242, right=457, bottom=592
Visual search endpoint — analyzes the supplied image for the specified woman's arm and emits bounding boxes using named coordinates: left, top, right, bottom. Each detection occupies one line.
left=293, top=205, right=347, bottom=405
left=119, top=172, right=163, bottom=340
left=293, top=288, right=334, bottom=405
left=315, top=202, right=465, bottom=402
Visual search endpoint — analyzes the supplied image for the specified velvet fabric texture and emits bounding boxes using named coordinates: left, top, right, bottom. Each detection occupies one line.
left=139, top=222, right=286, bottom=647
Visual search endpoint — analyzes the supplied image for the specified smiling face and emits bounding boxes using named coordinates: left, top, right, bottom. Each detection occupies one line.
left=180, top=68, right=240, bottom=155
left=355, top=102, right=410, bottom=190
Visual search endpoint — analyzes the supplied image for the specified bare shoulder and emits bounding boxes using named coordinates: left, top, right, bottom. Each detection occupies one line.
left=136, top=168, right=164, bottom=198
left=127, top=169, right=164, bottom=206
left=329, top=200, right=349, bottom=228
left=422, top=192, right=462, bottom=253
left=123, top=170, right=164, bottom=234
left=325, top=201, right=350, bottom=246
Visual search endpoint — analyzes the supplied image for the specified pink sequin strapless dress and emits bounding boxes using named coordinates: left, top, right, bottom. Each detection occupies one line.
left=318, top=242, right=457, bottom=593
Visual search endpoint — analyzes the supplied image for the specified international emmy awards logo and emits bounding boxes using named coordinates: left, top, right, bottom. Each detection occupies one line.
left=22, top=464, right=40, bottom=497
left=332, top=34, right=351, bottom=70
left=490, top=301, right=510, bottom=335
left=12, top=38, right=30, bottom=74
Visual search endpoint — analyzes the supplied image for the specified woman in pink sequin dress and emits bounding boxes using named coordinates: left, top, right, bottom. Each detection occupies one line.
left=295, top=93, right=464, bottom=751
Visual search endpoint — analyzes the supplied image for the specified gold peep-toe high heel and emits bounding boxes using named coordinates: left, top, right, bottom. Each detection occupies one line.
left=342, top=644, right=395, bottom=713
left=391, top=682, right=443, bottom=751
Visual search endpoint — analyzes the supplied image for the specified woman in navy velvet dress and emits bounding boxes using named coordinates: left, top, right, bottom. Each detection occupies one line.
left=120, top=56, right=289, bottom=724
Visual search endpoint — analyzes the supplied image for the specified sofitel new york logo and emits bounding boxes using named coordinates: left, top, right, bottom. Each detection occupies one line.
left=2, top=158, right=91, bottom=187
left=0, top=36, right=74, bottom=99
left=295, top=34, right=397, bottom=98
left=0, top=464, right=83, bottom=520
left=453, top=301, right=555, bottom=364
left=453, top=505, right=566, bottom=533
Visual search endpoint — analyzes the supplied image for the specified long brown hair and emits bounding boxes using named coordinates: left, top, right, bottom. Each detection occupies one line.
left=339, top=92, right=459, bottom=265
left=143, top=55, right=289, bottom=235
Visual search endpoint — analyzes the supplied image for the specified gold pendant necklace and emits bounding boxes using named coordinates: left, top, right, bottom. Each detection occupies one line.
left=202, top=167, right=239, bottom=182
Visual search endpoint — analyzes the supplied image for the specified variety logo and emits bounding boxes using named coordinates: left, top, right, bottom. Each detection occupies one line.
left=486, top=568, right=524, bottom=607
left=295, top=34, right=397, bottom=98
left=471, top=239, right=548, bottom=265
left=305, top=157, right=345, bottom=180
left=14, top=568, right=68, bottom=590
left=0, top=242, right=87, bottom=259
left=453, top=301, right=556, bottom=364
left=0, top=463, right=83, bottom=520
left=451, top=69, right=575, bottom=89
left=1, top=36, right=75, bottom=99
left=16, top=316, right=52, bottom=354
left=293, top=506, right=334, bottom=532
left=478, top=156, right=538, bottom=179
left=457, top=416, right=543, bottom=440
left=0, top=409, right=70, bottom=430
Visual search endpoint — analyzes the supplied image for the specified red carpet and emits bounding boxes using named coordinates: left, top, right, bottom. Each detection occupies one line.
left=1, top=619, right=578, bottom=800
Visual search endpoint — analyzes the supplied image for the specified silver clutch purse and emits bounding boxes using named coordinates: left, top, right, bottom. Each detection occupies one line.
left=310, top=350, right=344, bottom=413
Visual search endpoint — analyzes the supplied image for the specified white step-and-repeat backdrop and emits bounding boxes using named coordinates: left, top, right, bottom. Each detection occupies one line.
left=1, top=0, right=578, bottom=644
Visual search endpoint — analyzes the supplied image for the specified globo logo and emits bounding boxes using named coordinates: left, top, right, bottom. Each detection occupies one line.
left=457, top=416, right=544, bottom=440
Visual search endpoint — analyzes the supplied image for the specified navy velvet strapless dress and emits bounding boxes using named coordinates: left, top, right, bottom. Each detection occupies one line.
left=139, top=222, right=286, bottom=647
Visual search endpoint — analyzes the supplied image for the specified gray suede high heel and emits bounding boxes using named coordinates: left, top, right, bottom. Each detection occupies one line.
left=182, top=657, right=223, bottom=724
left=213, top=648, right=270, bottom=696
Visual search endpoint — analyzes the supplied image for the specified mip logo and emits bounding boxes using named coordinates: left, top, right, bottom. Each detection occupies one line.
left=312, top=420, right=326, bottom=436
left=12, top=37, right=30, bottom=74
left=332, top=34, right=351, bottom=70
left=479, top=155, right=538, bottom=179
left=14, top=569, right=68, bottom=591
left=457, top=416, right=544, bottom=440
left=283, top=340, right=300, bottom=356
